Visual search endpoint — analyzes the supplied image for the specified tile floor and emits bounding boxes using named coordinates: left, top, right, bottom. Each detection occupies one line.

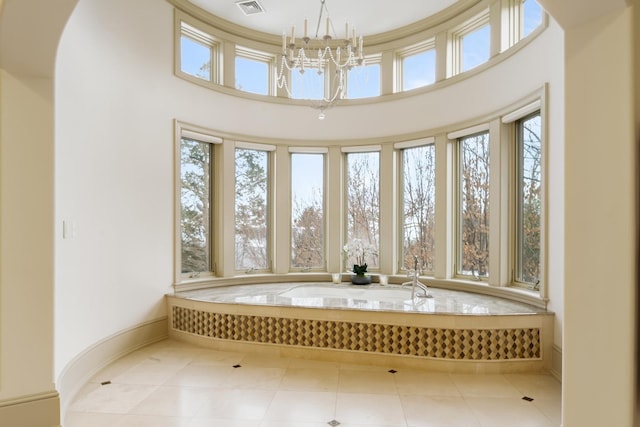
left=65, top=339, right=561, bottom=427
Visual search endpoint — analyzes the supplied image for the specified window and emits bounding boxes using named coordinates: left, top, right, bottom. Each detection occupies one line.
left=400, top=144, right=436, bottom=272
left=457, top=132, right=490, bottom=278
left=180, top=22, right=218, bottom=82
left=398, top=43, right=436, bottom=91
left=345, top=150, right=380, bottom=269
left=450, top=13, right=491, bottom=75
left=235, top=47, right=272, bottom=95
left=522, top=0, right=543, bottom=38
left=291, top=152, right=325, bottom=269
left=235, top=147, right=270, bottom=271
left=347, top=58, right=381, bottom=99
left=290, top=59, right=326, bottom=100
left=461, top=24, right=490, bottom=72
left=179, top=132, right=218, bottom=277
left=515, top=112, right=542, bottom=286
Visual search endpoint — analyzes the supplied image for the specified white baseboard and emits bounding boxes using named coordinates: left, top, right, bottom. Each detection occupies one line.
left=57, top=317, right=168, bottom=422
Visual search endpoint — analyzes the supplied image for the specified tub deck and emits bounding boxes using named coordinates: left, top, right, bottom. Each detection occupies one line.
left=167, top=282, right=554, bottom=373
left=174, top=282, right=545, bottom=315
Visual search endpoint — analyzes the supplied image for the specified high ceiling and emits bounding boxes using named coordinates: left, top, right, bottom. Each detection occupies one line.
left=186, top=0, right=462, bottom=37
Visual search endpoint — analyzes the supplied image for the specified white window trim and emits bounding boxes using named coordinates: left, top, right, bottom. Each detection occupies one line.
left=288, top=147, right=329, bottom=154
left=341, top=145, right=382, bottom=153
left=394, top=137, right=435, bottom=149
left=502, top=99, right=541, bottom=123
left=447, top=123, right=490, bottom=140
left=236, top=141, right=276, bottom=151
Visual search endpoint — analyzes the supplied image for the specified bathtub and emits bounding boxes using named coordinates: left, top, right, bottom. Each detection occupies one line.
left=167, top=282, right=554, bottom=373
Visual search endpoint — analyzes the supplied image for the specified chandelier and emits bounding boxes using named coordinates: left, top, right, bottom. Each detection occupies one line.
left=276, top=0, right=364, bottom=118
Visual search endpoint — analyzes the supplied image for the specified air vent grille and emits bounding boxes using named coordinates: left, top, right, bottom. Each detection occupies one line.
left=236, top=0, right=265, bottom=15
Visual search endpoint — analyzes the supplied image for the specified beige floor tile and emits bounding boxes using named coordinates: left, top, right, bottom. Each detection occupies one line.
left=400, top=394, right=480, bottom=427
left=195, top=389, right=276, bottom=420
left=63, top=411, right=124, bottom=427
left=188, top=349, right=246, bottom=366
left=450, top=374, right=522, bottom=398
left=240, top=352, right=292, bottom=368
left=338, top=368, right=400, bottom=394
left=111, top=359, right=189, bottom=385
left=279, top=367, right=340, bottom=391
left=69, top=383, right=159, bottom=413
left=532, top=398, right=562, bottom=426
left=263, top=390, right=337, bottom=423
left=464, top=397, right=556, bottom=427
left=90, top=355, right=148, bottom=384
left=394, top=371, right=461, bottom=396
left=218, top=366, right=286, bottom=389
left=165, top=364, right=233, bottom=388
left=130, top=385, right=213, bottom=417
left=115, top=414, right=192, bottom=426
left=259, top=421, right=331, bottom=427
left=189, top=418, right=262, bottom=427
left=503, top=373, right=562, bottom=400
left=335, top=392, right=407, bottom=426
left=64, top=340, right=563, bottom=426
left=287, top=357, right=342, bottom=370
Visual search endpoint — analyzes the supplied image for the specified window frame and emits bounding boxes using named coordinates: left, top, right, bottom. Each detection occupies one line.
left=233, top=142, right=274, bottom=274
left=454, top=130, right=491, bottom=280
left=396, top=138, right=437, bottom=274
left=346, top=54, right=382, bottom=99
left=177, top=19, right=222, bottom=85
left=395, top=40, right=436, bottom=93
left=174, top=122, right=222, bottom=283
left=342, top=146, right=382, bottom=272
left=289, top=148, right=328, bottom=272
left=235, top=45, right=276, bottom=96
left=513, top=110, right=543, bottom=289
left=448, top=10, right=491, bottom=76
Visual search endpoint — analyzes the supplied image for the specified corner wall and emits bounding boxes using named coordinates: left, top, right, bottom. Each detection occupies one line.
left=562, top=4, right=636, bottom=426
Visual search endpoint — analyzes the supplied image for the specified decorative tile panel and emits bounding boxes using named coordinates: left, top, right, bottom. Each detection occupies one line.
left=171, top=306, right=541, bottom=360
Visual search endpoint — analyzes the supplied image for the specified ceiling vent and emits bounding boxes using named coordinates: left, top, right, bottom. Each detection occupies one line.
left=236, top=0, right=265, bottom=16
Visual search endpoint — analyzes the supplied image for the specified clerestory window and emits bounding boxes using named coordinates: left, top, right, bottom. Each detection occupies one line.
left=179, top=22, right=219, bottom=83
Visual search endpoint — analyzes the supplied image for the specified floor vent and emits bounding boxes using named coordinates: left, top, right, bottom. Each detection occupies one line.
left=236, top=0, right=265, bottom=15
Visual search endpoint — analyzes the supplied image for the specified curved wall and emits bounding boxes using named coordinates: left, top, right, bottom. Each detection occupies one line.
left=54, top=0, right=565, bottom=382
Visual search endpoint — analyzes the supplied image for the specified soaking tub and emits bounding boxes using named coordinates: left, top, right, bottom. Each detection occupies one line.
left=167, top=282, right=553, bottom=372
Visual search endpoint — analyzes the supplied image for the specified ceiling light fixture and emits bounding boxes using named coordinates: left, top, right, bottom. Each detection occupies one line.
left=276, top=0, right=364, bottom=119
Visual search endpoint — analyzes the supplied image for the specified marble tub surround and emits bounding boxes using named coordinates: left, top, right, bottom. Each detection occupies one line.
left=167, top=283, right=554, bottom=373
left=173, top=282, right=546, bottom=315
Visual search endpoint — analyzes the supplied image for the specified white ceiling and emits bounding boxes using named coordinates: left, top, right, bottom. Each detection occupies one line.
left=186, top=0, right=461, bottom=37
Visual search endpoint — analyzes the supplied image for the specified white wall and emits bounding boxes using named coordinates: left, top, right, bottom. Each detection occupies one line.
left=54, top=0, right=566, bottom=378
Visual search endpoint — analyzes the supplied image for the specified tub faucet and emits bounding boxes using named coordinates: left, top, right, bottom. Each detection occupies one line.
left=402, top=256, right=433, bottom=299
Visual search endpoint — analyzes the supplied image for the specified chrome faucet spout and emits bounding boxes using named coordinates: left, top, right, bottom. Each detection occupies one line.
left=406, top=257, right=433, bottom=299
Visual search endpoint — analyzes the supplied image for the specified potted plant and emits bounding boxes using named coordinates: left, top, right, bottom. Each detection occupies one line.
left=343, top=239, right=377, bottom=285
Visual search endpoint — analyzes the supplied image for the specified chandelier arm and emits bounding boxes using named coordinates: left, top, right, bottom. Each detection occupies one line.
left=314, top=0, right=326, bottom=39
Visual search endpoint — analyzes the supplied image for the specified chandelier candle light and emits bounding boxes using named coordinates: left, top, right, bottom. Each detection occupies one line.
left=276, top=0, right=364, bottom=118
